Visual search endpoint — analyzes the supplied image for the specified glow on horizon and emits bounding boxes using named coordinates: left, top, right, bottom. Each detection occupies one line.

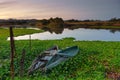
left=0, top=0, right=120, bottom=20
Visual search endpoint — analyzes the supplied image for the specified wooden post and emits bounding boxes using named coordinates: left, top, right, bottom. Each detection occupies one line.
left=9, top=27, right=15, bottom=80
left=20, top=49, right=25, bottom=77
left=29, top=35, right=31, bottom=52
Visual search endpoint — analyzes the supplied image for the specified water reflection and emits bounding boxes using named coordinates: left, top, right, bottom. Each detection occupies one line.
left=40, top=26, right=120, bottom=34
left=41, top=26, right=64, bottom=34
left=10, top=28, right=120, bottom=41
left=109, top=29, right=120, bottom=33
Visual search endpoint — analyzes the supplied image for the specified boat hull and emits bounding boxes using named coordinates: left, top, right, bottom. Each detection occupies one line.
left=28, top=46, right=58, bottom=74
left=45, top=46, right=79, bottom=69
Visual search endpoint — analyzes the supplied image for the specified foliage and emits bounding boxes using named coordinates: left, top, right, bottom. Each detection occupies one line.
left=48, top=17, right=64, bottom=28
left=36, top=17, right=65, bottom=34
left=0, top=17, right=120, bottom=28
left=0, top=28, right=43, bottom=40
left=0, top=28, right=120, bottom=80
left=109, top=17, right=120, bottom=22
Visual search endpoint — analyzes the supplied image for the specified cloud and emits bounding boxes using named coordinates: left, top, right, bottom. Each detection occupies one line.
left=0, top=0, right=17, bottom=9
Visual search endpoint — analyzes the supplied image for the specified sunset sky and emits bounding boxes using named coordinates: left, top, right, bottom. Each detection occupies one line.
left=0, top=0, right=120, bottom=20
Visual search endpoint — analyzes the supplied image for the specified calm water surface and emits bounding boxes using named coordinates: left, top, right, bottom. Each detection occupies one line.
left=8, top=28, right=120, bottom=41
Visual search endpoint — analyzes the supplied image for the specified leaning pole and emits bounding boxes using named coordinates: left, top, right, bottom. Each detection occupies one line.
left=9, top=27, right=15, bottom=80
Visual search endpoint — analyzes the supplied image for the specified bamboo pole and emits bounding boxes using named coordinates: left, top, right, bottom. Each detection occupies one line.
left=9, top=27, right=15, bottom=80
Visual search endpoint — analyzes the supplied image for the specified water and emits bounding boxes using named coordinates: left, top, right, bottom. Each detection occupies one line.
left=8, top=28, right=120, bottom=41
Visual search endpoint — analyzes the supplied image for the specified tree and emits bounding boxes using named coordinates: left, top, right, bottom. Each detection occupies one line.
left=48, top=17, right=64, bottom=28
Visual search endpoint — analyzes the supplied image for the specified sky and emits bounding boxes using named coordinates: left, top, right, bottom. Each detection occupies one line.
left=0, top=0, right=120, bottom=20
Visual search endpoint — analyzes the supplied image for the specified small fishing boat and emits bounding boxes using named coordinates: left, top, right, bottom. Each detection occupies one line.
left=28, top=46, right=58, bottom=74
left=45, top=46, right=79, bottom=70
left=28, top=46, right=79, bottom=74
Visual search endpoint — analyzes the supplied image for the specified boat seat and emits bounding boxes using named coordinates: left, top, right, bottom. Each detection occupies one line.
left=41, top=56, right=53, bottom=61
left=44, top=50, right=57, bottom=56
left=44, top=51, right=50, bottom=53
left=40, top=59, right=48, bottom=62
left=34, top=61, right=45, bottom=70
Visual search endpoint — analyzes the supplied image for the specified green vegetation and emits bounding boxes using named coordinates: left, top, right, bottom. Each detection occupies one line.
left=0, top=28, right=120, bottom=80
left=37, top=17, right=64, bottom=34
left=0, top=28, right=43, bottom=40
left=65, top=17, right=120, bottom=27
left=0, top=17, right=120, bottom=30
left=65, top=21, right=120, bottom=29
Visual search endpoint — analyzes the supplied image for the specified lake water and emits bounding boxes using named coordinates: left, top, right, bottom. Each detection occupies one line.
left=8, top=28, right=120, bottom=41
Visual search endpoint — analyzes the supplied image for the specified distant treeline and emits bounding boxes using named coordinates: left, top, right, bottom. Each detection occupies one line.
left=0, top=17, right=120, bottom=28
left=35, top=17, right=64, bottom=28
left=65, top=17, right=120, bottom=22
left=0, top=17, right=64, bottom=28
left=64, top=18, right=120, bottom=30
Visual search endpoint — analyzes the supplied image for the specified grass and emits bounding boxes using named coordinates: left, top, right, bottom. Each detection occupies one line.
left=0, top=28, right=120, bottom=80
left=0, top=28, right=43, bottom=40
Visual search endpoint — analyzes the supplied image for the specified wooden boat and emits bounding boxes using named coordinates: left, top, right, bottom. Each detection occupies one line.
left=45, top=46, right=79, bottom=70
left=28, top=46, right=58, bottom=74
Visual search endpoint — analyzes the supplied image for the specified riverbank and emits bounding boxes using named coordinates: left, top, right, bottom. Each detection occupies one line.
left=0, top=28, right=120, bottom=80
left=0, top=28, right=43, bottom=40
left=0, top=39, right=120, bottom=80
left=65, top=21, right=120, bottom=29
